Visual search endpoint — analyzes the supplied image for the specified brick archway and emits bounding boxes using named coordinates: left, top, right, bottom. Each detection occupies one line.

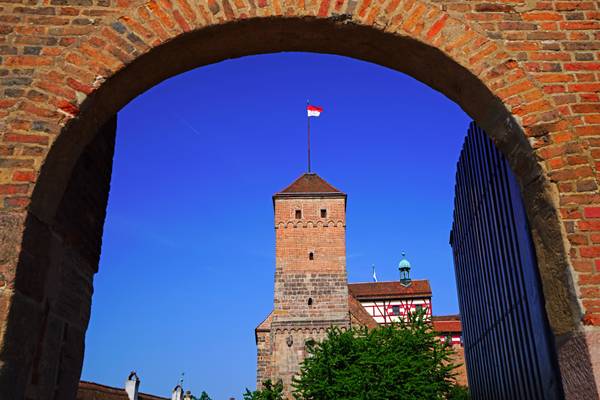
left=1, top=0, right=599, bottom=398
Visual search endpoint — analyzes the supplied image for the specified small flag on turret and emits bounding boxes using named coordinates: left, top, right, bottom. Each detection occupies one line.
left=372, top=265, right=378, bottom=282
left=307, top=105, right=323, bottom=117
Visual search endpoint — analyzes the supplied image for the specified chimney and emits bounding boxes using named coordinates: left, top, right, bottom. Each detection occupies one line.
left=125, top=372, right=140, bottom=400
left=171, top=384, right=184, bottom=400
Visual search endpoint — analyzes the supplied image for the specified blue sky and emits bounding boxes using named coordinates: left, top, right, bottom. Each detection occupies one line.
left=81, top=52, right=471, bottom=399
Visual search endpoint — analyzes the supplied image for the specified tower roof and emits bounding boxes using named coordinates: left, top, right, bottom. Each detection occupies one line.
left=399, top=253, right=411, bottom=270
left=274, top=173, right=346, bottom=199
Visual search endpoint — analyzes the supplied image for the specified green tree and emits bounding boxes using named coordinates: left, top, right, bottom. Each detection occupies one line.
left=192, top=390, right=212, bottom=400
left=194, top=391, right=212, bottom=400
left=292, top=310, right=467, bottom=400
left=448, top=385, right=470, bottom=400
left=243, top=379, right=285, bottom=400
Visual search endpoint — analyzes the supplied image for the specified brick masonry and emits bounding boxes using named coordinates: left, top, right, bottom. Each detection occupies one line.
left=267, top=191, right=350, bottom=393
left=0, top=0, right=598, bottom=397
left=273, top=198, right=348, bottom=321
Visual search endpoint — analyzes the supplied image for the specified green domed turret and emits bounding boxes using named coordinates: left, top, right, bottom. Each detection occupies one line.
left=398, top=252, right=412, bottom=286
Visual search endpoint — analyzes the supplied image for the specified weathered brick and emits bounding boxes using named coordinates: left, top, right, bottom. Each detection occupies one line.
left=0, top=184, right=29, bottom=195
left=3, top=56, right=52, bottom=66
left=584, top=207, right=600, bottom=219
left=573, top=103, right=600, bottom=113
left=565, top=62, right=600, bottom=71
left=12, top=170, right=36, bottom=182
left=4, top=133, right=49, bottom=145
left=580, top=246, right=600, bottom=258
left=474, top=3, right=512, bottom=12
left=4, top=196, right=30, bottom=208
left=51, top=0, right=93, bottom=5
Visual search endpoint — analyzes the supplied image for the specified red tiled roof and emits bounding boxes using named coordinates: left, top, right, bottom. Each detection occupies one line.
left=432, top=315, right=462, bottom=333
left=432, top=314, right=461, bottom=321
left=256, top=311, right=273, bottom=332
left=348, top=280, right=432, bottom=300
left=274, top=173, right=345, bottom=197
left=348, top=294, right=378, bottom=329
left=77, top=381, right=168, bottom=400
left=255, top=311, right=273, bottom=343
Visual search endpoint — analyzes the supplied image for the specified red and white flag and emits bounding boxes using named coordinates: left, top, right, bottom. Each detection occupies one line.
left=307, top=105, right=323, bottom=117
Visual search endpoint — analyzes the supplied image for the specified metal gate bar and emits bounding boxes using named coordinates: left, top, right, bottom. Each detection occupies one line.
left=450, top=122, right=564, bottom=400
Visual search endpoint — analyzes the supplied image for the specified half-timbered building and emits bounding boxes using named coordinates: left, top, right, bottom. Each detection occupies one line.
left=348, top=279, right=433, bottom=324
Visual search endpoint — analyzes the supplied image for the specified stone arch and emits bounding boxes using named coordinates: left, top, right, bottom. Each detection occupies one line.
left=0, top=0, right=598, bottom=398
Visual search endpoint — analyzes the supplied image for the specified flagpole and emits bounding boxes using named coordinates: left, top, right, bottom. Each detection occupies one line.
left=307, top=100, right=311, bottom=173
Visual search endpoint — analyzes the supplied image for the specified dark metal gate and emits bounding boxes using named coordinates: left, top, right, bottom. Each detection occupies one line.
left=450, top=122, right=564, bottom=399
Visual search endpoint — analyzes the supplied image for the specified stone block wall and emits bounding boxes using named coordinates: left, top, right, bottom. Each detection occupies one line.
left=255, top=328, right=272, bottom=389
left=269, top=326, right=331, bottom=396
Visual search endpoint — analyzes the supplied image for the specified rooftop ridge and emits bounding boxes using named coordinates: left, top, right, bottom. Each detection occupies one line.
left=274, top=172, right=346, bottom=197
left=78, top=380, right=168, bottom=400
left=348, top=280, right=432, bottom=299
left=348, top=279, right=430, bottom=284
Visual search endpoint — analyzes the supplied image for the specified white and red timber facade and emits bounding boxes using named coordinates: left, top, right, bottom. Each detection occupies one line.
left=255, top=172, right=467, bottom=394
left=348, top=280, right=463, bottom=345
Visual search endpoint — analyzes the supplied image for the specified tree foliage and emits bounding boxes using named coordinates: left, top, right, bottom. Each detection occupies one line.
left=292, top=310, right=467, bottom=400
left=243, top=379, right=285, bottom=400
left=448, top=385, right=470, bottom=400
left=195, top=391, right=212, bottom=400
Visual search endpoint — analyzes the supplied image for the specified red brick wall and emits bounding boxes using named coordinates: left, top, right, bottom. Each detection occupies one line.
left=0, top=0, right=599, bottom=398
left=273, top=197, right=348, bottom=321
left=452, top=345, right=468, bottom=387
left=0, top=117, right=116, bottom=400
left=271, top=195, right=349, bottom=394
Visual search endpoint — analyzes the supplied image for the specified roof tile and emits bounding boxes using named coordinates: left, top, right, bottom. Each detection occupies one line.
left=274, top=173, right=345, bottom=196
left=348, top=294, right=378, bottom=329
left=77, top=381, right=168, bottom=400
left=348, top=280, right=432, bottom=300
left=432, top=314, right=462, bottom=333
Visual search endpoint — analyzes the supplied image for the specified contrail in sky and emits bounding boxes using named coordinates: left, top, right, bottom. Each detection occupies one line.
left=174, top=113, right=203, bottom=137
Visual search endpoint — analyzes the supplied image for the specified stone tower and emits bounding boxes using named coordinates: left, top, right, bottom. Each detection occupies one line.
left=258, top=172, right=350, bottom=393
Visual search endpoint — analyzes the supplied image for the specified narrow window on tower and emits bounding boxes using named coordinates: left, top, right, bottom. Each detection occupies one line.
left=295, top=209, right=302, bottom=219
left=320, top=209, right=327, bottom=218
left=308, top=298, right=313, bottom=306
left=309, top=252, right=314, bottom=260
